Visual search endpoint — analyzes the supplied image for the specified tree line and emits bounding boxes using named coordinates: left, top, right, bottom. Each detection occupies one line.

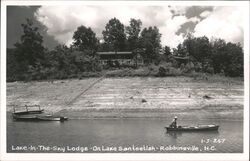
left=7, top=18, right=243, bottom=81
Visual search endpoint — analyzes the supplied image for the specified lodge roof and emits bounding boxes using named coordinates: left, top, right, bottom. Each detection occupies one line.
left=97, top=52, right=132, bottom=55
left=173, top=56, right=189, bottom=60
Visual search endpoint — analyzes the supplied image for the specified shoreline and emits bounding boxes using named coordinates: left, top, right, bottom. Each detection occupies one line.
left=55, top=108, right=243, bottom=120
left=7, top=108, right=243, bottom=121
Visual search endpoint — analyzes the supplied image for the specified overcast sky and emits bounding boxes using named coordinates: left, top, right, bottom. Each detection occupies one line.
left=7, top=5, right=244, bottom=49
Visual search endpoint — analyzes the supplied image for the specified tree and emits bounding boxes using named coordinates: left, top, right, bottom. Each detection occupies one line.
left=175, top=44, right=187, bottom=57
left=182, top=35, right=212, bottom=72
left=163, top=46, right=171, bottom=57
left=176, top=35, right=244, bottom=76
left=72, top=25, right=98, bottom=52
left=183, top=35, right=212, bottom=62
left=48, top=45, right=71, bottom=71
left=46, top=45, right=101, bottom=79
left=139, top=26, right=161, bottom=63
left=7, top=48, right=19, bottom=81
left=102, top=18, right=126, bottom=51
left=157, top=46, right=172, bottom=63
left=11, top=18, right=46, bottom=80
left=210, top=38, right=227, bottom=74
left=14, top=18, right=45, bottom=69
left=211, top=39, right=243, bottom=77
left=224, top=43, right=243, bottom=77
left=70, top=50, right=99, bottom=72
left=126, top=18, right=142, bottom=50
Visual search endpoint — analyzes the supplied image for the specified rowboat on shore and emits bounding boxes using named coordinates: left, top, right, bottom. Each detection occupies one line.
left=13, top=109, right=44, bottom=115
left=12, top=105, right=44, bottom=115
left=12, top=114, right=68, bottom=122
left=165, top=124, right=219, bottom=132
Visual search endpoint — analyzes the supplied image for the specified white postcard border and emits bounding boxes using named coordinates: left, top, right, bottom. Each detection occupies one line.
left=1, top=1, right=249, bottom=161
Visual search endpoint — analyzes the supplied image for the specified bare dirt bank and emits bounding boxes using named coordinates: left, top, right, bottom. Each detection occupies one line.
left=7, top=76, right=244, bottom=120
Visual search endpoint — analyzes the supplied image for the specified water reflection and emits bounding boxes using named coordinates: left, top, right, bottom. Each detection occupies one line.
left=166, top=131, right=183, bottom=139
left=166, top=131, right=219, bottom=139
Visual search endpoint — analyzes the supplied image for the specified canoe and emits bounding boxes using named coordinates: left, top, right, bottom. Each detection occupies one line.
left=165, top=124, right=219, bottom=132
left=12, top=114, right=68, bottom=122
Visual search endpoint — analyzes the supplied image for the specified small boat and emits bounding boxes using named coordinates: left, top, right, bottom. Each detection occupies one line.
left=12, top=114, right=38, bottom=121
left=12, top=105, right=44, bottom=115
left=12, top=114, right=68, bottom=122
left=11, top=104, right=68, bottom=122
left=13, top=109, right=44, bottom=115
left=165, top=124, right=219, bottom=132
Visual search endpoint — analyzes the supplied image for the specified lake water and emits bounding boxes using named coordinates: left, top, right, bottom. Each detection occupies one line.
left=7, top=115, right=243, bottom=153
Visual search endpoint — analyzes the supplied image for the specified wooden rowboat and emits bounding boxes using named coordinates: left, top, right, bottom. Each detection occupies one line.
left=12, top=105, right=44, bottom=115
left=11, top=104, right=68, bottom=122
left=13, top=109, right=44, bottom=115
left=12, top=114, right=68, bottom=122
left=165, top=124, right=219, bottom=132
left=12, top=114, right=38, bottom=121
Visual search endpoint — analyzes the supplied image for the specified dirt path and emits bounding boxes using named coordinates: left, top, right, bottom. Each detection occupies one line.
left=66, top=76, right=105, bottom=106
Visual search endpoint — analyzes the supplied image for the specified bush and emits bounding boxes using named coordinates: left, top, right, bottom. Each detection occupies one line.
left=158, top=66, right=166, bottom=77
left=183, top=62, right=195, bottom=73
left=105, top=69, right=131, bottom=77
left=130, top=67, right=150, bottom=76
left=147, top=64, right=159, bottom=76
left=167, top=67, right=182, bottom=76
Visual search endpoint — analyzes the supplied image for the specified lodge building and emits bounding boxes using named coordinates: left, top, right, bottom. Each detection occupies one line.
left=97, top=51, right=144, bottom=67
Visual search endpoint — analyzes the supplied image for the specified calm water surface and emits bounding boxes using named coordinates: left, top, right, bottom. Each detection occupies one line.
left=7, top=115, right=243, bottom=153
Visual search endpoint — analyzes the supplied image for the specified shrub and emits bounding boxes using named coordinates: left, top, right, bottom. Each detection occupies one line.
left=158, top=66, right=167, bottom=77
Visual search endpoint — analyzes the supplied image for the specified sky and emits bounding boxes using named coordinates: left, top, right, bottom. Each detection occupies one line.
left=7, top=5, right=244, bottom=50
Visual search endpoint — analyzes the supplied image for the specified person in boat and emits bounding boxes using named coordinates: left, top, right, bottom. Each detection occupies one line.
left=170, top=116, right=178, bottom=128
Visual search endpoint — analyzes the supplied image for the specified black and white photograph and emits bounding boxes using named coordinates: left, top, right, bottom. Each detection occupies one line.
left=0, top=0, right=249, bottom=161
